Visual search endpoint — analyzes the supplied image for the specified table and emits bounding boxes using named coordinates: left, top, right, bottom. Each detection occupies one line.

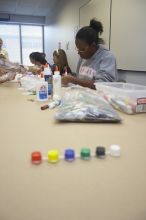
left=0, top=82, right=146, bottom=220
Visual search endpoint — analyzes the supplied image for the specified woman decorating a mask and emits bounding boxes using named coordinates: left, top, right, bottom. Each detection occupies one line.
left=62, top=19, right=118, bottom=89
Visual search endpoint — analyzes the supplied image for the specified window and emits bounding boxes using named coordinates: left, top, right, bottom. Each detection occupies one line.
left=0, top=24, right=21, bottom=63
left=0, top=24, right=44, bottom=65
left=21, top=26, right=43, bottom=65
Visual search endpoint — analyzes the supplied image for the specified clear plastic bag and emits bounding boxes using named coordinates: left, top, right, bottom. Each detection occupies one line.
left=95, top=82, right=146, bottom=114
left=55, top=86, right=121, bottom=122
left=20, top=74, right=40, bottom=92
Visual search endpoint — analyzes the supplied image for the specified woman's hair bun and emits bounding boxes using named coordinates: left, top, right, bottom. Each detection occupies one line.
left=90, top=18, right=103, bottom=35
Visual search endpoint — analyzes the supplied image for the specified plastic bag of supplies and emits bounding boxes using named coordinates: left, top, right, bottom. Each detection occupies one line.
left=20, top=74, right=40, bottom=92
left=55, top=86, right=121, bottom=122
left=95, top=82, right=146, bottom=114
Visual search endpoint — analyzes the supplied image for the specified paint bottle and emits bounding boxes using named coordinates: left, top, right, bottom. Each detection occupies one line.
left=43, top=63, right=52, bottom=95
left=36, top=73, right=48, bottom=101
left=53, top=66, right=61, bottom=101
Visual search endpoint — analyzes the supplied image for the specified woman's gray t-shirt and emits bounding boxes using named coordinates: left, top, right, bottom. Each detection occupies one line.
left=76, top=45, right=118, bottom=82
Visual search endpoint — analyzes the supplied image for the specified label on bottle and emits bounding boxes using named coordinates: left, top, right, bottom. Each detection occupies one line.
left=136, top=98, right=146, bottom=112
left=39, top=85, right=48, bottom=100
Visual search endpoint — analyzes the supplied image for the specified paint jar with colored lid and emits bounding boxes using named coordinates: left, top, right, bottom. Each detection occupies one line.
left=80, top=148, right=91, bottom=160
left=31, top=151, right=42, bottom=164
left=64, top=149, right=75, bottom=162
left=48, top=150, right=59, bottom=163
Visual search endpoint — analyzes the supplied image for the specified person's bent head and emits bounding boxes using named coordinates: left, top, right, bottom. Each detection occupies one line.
left=29, top=52, right=47, bottom=66
left=53, top=49, right=69, bottom=71
left=75, top=19, right=103, bottom=59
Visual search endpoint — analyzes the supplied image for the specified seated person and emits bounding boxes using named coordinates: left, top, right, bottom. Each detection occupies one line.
left=51, top=49, right=72, bottom=75
left=29, top=52, right=49, bottom=74
left=0, top=58, right=26, bottom=84
left=62, top=19, right=118, bottom=89
left=0, top=38, right=9, bottom=61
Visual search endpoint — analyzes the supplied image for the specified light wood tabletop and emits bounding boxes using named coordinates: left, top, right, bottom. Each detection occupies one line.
left=0, top=82, right=146, bottom=220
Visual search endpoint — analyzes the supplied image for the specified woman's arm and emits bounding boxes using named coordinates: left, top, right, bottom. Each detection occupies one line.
left=62, top=75, right=95, bottom=89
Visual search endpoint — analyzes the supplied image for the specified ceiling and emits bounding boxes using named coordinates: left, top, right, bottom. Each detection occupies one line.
left=0, top=0, right=68, bottom=17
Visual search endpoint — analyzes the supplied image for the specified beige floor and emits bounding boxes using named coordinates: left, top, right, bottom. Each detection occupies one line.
left=0, top=82, right=146, bottom=220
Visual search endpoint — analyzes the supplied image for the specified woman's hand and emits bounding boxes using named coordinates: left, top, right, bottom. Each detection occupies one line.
left=62, top=75, right=76, bottom=85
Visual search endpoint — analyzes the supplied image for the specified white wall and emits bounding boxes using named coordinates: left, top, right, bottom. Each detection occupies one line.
left=44, top=25, right=59, bottom=64
left=118, top=71, right=146, bottom=86
left=44, top=0, right=89, bottom=72
left=79, top=0, right=111, bottom=49
left=111, top=0, right=146, bottom=71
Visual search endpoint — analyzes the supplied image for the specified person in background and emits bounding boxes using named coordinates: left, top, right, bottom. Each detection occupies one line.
left=51, top=49, right=72, bottom=75
left=62, top=19, right=118, bottom=89
left=0, top=59, right=26, bottom=84
left=29, top=52, right=49, bottom=74
left=0, top=38, right=9, bottom=61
